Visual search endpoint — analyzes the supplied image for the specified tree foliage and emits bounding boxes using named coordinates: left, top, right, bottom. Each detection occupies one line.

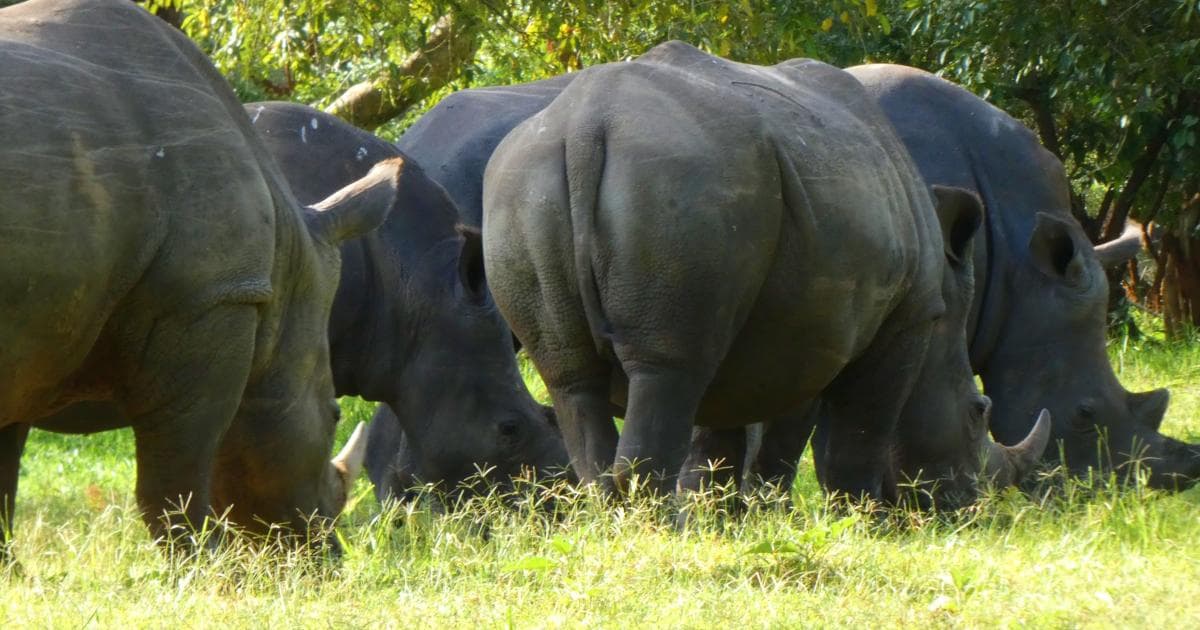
left=898, top=0, right=1200, bottom=336
left=159, top=0, right=892, bottom=134
left=135, top=0, right=1200, bottom=334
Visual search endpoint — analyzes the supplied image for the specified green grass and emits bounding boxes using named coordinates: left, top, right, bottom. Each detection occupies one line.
left=5, top=340, right=1200, bottom=627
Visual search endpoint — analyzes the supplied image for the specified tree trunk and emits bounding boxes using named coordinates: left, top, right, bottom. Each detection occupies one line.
left=1157, top=193, right=1200, bottom=338
left=325, top=13, right=481, bottom=131
left=1101, top=149, right=1168, bottom=243
left=1013, top=76, right=1063, bottom=162
left=1162, top=241, right=1180, bottom=339
left=1010, top=78, right=1110, bottom=239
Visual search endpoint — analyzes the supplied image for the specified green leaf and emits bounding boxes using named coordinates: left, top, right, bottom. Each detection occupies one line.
left=549, top=536, right=574, bottom=555
left=745, top=540, right=802, bottom=555
left=799, top=527, right=829, bottom=548
left=828, top=514, right=860, bottom=537
left=502, top=556, right=556, bottom=572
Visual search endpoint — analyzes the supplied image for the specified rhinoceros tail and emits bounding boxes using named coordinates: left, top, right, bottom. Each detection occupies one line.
left=565, top=123, right=614, bottom=360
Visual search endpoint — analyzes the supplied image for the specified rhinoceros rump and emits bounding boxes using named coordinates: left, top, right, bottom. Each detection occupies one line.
left=482, top=42, right=1045, bottom=506
left=0, top=0, right=388, bottom=552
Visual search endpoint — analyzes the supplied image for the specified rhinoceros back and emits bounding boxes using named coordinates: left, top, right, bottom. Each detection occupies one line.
left=397, top=74, right=576, bottom=226
left=0, top=0, right=280, bottom=419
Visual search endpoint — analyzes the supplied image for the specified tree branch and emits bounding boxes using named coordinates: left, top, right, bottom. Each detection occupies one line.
left=325, top=13, right=481, bottom=131
left=1100, top=116, right=1173, bottom=243
left=1011, top=74, right=1064, bottom=162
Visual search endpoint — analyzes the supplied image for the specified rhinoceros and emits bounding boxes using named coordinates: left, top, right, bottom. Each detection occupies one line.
left=0, top=0, right=393, bottom=552
left=481, top=41, right=1048, bottom=506
left=244, top=102, right=568, bottom=500
left=841, top=64, right=1200, bottom=488
left=396, top=59, right=1193, bottom=491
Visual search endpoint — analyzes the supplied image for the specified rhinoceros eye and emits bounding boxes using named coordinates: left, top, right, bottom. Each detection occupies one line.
left=498, top=419, right=521, bottom=443
left=1070, top=403, right=1098, bottom=433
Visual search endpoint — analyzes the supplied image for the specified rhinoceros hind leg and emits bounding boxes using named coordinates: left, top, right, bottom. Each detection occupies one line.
left=748, top=404, right=819, bottom=495
left=676, top=425, right=748, bottom=528
left=548, top=376, right=617, bottom=493
left=613, top=368, right=707, bottom=498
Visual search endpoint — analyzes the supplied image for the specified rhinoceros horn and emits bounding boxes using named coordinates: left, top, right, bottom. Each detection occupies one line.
left=332, top=422, right=369, bottom=490
left=984, top=409, right=1052, bottom=486
left=1093, top=222, right=1142, bottom=268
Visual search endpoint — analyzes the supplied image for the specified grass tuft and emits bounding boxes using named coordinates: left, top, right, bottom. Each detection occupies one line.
left=3, top=342, right=1200, bottom=624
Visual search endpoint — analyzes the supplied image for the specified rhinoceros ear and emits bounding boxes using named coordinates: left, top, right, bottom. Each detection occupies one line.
left=306, top=157, right=402, bottom=244
left=931, top=185, right=983, bottom=266
left=1129, top=388, right=1170, bottom=432
left=456, top=224, right=488, bottom=302
left=1029, top=212, right=1090, bottom=286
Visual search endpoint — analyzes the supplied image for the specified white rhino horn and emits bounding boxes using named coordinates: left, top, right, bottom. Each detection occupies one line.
left=332, top=422, right=369, bottom=491
left=1093, top=222, right=1142, bottom=268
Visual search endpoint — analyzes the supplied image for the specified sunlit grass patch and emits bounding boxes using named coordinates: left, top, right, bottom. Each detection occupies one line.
left=2, top=341, right=1200, bottom=625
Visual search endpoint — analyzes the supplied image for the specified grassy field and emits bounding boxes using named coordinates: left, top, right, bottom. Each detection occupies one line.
left=4, top=337, right=1200, bottom=627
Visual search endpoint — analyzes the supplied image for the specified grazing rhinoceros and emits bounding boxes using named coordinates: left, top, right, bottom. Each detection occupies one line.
left=840, top=64, right=1200, bottom=489
left=397, top=59, right=1193, bottom=492
left=244, top=102, right=568, bottom=501
left=482, top=41, right=1048, bottom=506
left=0, top=0, right=392, bottom=552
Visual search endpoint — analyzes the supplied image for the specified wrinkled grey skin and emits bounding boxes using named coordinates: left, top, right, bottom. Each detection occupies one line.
left=245, top=102, right=568, bottom=502
left=736, top=65, right=1198, bottom=494
left=408, top=61, right=1195, bottom=492
left=0, top=0, right=393, bottom=553
left=844, top=65, right=1198, bottom=489
left=482, top=41, right=1042, bottom=506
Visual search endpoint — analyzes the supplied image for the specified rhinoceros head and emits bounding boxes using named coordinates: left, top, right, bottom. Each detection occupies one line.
left=373, top=217, right=569, bottom=495
left=244, top=102, right=568, bottom=501
left=981, top=212, right=1199, bottom=490
left=893, top=186, right=1050, bottom=509
left=329, top=152, right=568, bottom=497
left=210, top=159, right=397, bottom=540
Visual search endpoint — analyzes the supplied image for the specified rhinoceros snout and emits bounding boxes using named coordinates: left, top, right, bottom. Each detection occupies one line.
left=1141, top=437, right=1200, bottom=490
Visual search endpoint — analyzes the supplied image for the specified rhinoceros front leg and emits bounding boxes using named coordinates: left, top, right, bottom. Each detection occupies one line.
left=678, top=426, right=747, bottom=495
left=0, top=422, right=30, bottom=561
left=124, top=304, right=258, bottom=550
left=819, top=326, right=930, bottom=505
left=676, top=425, right=748, bottom=527
left=745, top=402, right=820, bottom=493
left=365, top=405, right=417, bottom=505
